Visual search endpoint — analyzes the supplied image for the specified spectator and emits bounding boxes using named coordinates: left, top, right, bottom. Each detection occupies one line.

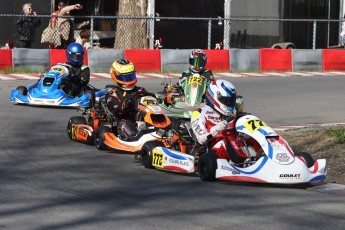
left=340, top=15, right=345, bottom=47
left=56, top=3, right=89, bottom=49
left=49, top=1, right=66, bottom=49
left=15, top=3, right=41, bottom=48
left=76, top=29, right=91, bottom=49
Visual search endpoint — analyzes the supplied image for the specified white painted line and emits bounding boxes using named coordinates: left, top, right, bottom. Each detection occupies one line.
left=215, top=73, right=245, bottom=78
left=262, top=72, right=291, bottom=77
left=306, top=72, right=331, bottom=76
left=92, top=73, right=110, bottom=78
left=285, top=72, right=314, bottom=76
left=10, top=74, right=39, bottom=80
left=136, top=74, right=148, bottom=79
left=147, top=73, right=168, bottom=78
left=0, top=75, right=14, bottom=80
left=242, top=73, right=268, bottom=77
left=326, top=71, right=345, bottom=75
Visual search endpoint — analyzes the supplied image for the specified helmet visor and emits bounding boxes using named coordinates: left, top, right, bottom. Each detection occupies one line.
left=218, top=96, right=236, bottom=107
left=116, top=72, right=136, bottom=82
left=68, top=52, right=84, bottom=61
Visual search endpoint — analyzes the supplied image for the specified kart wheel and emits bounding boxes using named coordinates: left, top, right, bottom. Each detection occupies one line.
left=141, top=141, right=164, bottom=169
left=197, top=152, right=218, bottom=181
left=84, top=90, right=96, bottom=107
left=94, top=126, right=111, bottom=150
left=295, top=152, right=314, bottom=168
left=67, top=116, right=87, bottom=139
left=16, top=86, right=27, bottom=95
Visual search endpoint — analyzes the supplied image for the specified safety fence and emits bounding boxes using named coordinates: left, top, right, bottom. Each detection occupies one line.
left=0, top=14, right=344, bottom=50
left=2, top=48, right=345, bottom=73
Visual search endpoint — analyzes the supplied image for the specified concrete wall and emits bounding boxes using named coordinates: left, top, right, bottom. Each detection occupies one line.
left=2, top=48, right=345, bottom=72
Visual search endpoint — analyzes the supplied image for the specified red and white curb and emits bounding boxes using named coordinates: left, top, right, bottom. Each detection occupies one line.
left=1, top=71, right=345, bottom=80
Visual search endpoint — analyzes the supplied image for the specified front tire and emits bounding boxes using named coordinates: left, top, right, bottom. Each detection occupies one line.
left=67, top=116, right=87, bottom=139
left=197, top=152, right=218, bottom=181
left=16, top=86, right=27, bottom=95
left=141, top=141, right=165, bottom=168
left=295, top=152, right=314, bottom=168
left=94, top=126, right=111, bottom=150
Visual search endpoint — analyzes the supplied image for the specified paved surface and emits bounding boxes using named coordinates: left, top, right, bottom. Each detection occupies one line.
left=1, top=71, right=345, bottom=80
left=2, top=77, right=345, bottom=230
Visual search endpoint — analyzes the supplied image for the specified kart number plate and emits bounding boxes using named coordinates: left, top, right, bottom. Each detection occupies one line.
left=188, top=75, right=202, bottom=85
left=243, top=118, right=267, bottom=133
left=152, top=150, right=164, bottom=168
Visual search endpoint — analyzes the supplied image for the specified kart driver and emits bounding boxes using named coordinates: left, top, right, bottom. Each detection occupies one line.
left=191, top=79, right=249, bottom=164
left=59, top=42, right=90, bottom=96
left=105, top=59, right=156, bottom=140
left=179, top=49, right=215, bottom=89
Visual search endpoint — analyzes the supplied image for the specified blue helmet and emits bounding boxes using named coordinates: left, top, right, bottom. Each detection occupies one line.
left=66, top=43, right=84, bottom=66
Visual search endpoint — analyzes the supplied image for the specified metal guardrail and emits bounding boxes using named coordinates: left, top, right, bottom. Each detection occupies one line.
left=0, top=14, right=343, bottom=49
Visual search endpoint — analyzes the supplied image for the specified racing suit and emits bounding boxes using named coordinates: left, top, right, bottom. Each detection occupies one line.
left=179, top=68, right=215, bottom=89
left=191, top=105, right=248, bottom=164
left=105, top=86, right=156, bottom=140
left=60, top=62, right=90, bottom=96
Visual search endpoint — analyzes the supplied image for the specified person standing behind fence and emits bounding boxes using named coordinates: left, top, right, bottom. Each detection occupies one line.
left=76, top=29, right=91, bottom=49
left=340, top=15, right=345, bottom=47
left=49, top=1, right=66, bottom=49
left=15, top=3, right=41, bottom=48
left=56, top=3, right=85, bottom=49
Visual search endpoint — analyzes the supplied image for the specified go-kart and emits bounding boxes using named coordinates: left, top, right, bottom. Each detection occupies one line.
left=156, top=73, right=244, bottom=121
left=156, top=73, right=208, bottom=119
left=141, top=114, right=327, bottom=184
left=67, top=94, right=173, bottom=153
left=10, top=64, right=100, bottom=107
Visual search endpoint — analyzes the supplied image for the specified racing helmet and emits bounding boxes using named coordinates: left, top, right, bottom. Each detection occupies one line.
left=66, top=43, right=84, bottom=66
left=189, top=49, right=207, bottom=71
left=111, top=59, right=137, bottom=90
left=205, top=80, right=237, bottom=116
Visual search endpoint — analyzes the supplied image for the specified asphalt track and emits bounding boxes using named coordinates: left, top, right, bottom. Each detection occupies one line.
left=1, top=75, right=345, bottom=230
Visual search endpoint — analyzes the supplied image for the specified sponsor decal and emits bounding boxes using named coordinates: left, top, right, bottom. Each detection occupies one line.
left=152, top=150, right=164, bottom=168
left=168, top=158, right=189, bottom=167
left=276, top=153, right=290, bottom=162
left=318, top=167, right=327, bottom=174
left=243, top=118, right=267, bottom=133
left=279, top=174, right=301, bottom=178
left=221, top=165, right=240, bottom=174
left=78, top=128, right=89, bottom=141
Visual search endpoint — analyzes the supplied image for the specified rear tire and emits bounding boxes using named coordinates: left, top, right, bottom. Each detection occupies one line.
left=295, top=152, right=314, bottom=168
left=67, top=116, right=87, bottom=139
left=197, top=152, right=218, bottom=181
left=16, top=86, right=27, bottom=95
left=94, top=126, right=111, bottom=150
left=141, top=141, right=165, bottom=168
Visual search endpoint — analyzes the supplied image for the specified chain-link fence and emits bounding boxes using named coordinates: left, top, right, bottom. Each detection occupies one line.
left=0, top=14, right=343, bottom=50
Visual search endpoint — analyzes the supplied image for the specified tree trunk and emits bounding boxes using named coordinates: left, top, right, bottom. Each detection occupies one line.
left=114, top=0, right=148, bottom=49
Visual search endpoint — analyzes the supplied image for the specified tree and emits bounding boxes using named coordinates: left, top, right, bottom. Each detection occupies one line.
left=114, top=0, right=148, bottom=49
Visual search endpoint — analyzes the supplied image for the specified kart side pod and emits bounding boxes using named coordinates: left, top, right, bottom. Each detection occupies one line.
left=151, top=147, right=195, bottom=173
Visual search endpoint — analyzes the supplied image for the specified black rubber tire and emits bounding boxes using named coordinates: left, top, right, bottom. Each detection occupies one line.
left=197, top=152, right=218, bottom=181
left=295, top=152, right=314, bottom=168
left=16, top=86, right=27, bottom=95
left=141, top=141, right=165, bottom=169
left=67, top=116, right=87, bottom=139
left=94, top=126, right=111, bottom=150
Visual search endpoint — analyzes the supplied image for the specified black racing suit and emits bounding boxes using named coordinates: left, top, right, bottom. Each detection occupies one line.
left=60, top=62, right=90, bottom=96
left=105, top=86, right=156, bottom=140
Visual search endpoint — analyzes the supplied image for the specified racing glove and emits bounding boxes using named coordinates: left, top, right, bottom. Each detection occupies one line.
left=210, top=120, right=228, bottom=136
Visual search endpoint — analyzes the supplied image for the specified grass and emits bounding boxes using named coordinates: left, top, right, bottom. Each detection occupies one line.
left=326, top=127, right=345, bottom=144
left=0, top=67, right=44, bottom=74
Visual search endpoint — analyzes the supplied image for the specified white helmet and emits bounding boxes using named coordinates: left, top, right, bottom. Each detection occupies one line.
left=205, top=80, right=237, bottom=116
